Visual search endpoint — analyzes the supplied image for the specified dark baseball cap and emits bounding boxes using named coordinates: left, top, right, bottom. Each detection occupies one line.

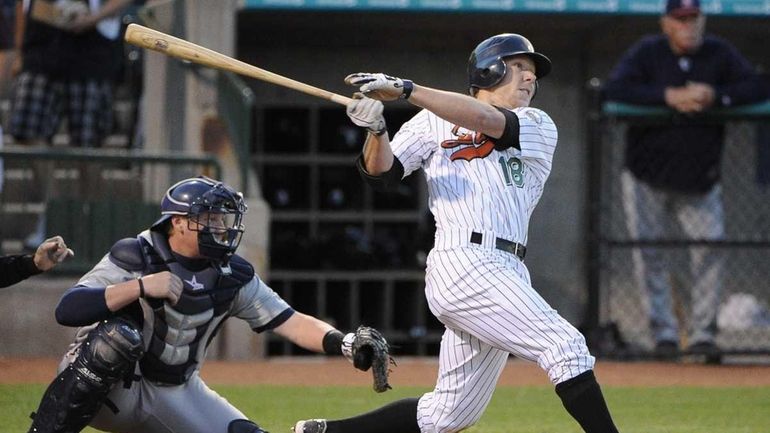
left=666, top=0, right=701, bottom=17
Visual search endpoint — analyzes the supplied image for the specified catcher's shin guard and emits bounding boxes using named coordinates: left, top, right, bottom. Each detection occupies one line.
left=28, top=318, right=144, bottom=433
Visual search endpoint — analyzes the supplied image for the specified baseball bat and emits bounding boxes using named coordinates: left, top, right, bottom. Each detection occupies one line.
left=124, top=23, right=352, bottom=106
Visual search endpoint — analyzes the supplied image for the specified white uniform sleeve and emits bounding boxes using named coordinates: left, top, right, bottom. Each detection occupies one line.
left=230, top=276, right=293, bottom=332
left=514, top=107, right=558, bottom=163
left=390, top=109, right=436, bottom=177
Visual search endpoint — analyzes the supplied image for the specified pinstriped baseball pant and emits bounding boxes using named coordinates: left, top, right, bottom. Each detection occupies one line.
left=417, top=242, right=594, bottom=433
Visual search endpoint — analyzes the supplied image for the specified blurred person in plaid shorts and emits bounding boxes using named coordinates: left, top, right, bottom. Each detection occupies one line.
left=8, top=0, right=132, bottom=249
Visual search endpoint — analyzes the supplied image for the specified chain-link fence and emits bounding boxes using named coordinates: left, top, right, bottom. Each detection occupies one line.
left=587, top=86, right=770, bottom=360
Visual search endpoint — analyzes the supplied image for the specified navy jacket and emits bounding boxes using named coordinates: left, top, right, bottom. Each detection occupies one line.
left=604, top=34, right=767, bottom=192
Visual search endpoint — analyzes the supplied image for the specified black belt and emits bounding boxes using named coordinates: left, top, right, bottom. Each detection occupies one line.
left=470, top=232, right=526, bottom=260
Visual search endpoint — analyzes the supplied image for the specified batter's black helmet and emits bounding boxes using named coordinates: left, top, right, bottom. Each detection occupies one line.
left=468, top=33, right=552, bottom=94
left=151, top=176, right=247, bottom=262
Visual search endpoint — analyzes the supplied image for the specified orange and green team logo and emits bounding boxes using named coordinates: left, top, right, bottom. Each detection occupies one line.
left=440, top=125, right=495, bottom=161
left=440, top=125, right=524, bottom=187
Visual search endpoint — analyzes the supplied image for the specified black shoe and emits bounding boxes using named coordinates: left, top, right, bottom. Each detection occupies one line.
left=689, top=341, right=722, bottom=364
left=654, top=340, right=679, bottom=360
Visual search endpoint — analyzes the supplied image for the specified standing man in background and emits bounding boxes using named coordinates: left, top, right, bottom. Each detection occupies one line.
left=604, top=0, right=768, bottom=360
left=294, top=33, right=621, bottom=433
left=9, top=0, right=133, bottom=249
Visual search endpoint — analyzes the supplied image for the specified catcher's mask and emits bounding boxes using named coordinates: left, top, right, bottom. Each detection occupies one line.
left=151, top=176, right=247, bottom=262
left=467, top=33, right=551, bottom=97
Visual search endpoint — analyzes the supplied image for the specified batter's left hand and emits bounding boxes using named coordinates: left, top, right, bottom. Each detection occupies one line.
left=34, top=236, right=75, bottom=271
left=346, top=93, right=387, bottom=135
left=345, top=73, right=414, bottom=101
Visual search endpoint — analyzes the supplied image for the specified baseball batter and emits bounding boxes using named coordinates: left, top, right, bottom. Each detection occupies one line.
left=27, top=176, right=390, bottom=433
left=294, top=34, right=620, bottom=433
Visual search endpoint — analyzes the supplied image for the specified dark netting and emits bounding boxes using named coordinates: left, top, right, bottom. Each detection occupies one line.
left=596, top=113, right=770, bottom=358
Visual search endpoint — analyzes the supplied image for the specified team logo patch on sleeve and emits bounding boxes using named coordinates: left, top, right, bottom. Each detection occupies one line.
left=524, top=109, right=543, bottom=125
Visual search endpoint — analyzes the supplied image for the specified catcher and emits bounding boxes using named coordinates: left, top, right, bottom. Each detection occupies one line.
left=27, top=176, right=391, bottom=433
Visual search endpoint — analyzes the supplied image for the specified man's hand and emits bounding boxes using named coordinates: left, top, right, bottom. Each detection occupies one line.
left=687, top=82, right=715, bottom=109
left=664, top=83, right=716, bottom=113
left=33, top=236, right=74, bottom=271
left=67, top=13, right=99, bottom=33
left=346, top=93, right=387, bottom=135
left=139, top=271, right=183, bottom=305
left=345, top=73, right=413, bottom=101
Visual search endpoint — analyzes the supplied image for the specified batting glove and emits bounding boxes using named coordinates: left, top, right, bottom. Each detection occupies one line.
left=345, top=73, right=414, bottom=101
left=346, top=93, right=387, bottom=136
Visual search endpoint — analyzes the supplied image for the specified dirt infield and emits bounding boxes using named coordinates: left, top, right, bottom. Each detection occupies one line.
left=2, top=357, right=769, bottom=387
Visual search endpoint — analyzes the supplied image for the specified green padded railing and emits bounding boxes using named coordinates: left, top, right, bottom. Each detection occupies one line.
left=602, top=100, right=770, bottom=120
left=0, top=147, right=221, bottom=273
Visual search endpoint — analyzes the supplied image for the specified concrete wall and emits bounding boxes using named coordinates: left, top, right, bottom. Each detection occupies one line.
left=0, top=276, right=80, bottom=357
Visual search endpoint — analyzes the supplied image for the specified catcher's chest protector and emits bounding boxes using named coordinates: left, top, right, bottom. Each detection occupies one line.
left=111, top=231, right=253, bottom=385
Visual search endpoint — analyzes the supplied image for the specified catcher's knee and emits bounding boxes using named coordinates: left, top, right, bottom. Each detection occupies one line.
left=228, top=419, right=268, bottom=433
left=27, top=318, right=144, bottom=433
left=79, top=317, right=145, bottom=382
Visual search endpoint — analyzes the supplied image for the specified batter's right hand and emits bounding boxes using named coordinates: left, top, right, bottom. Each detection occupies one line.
left=140, top=271, right=183, bottom=305
left=345, top=73, right=414, bottom=101
left=346, top=93, right=387, bottom=135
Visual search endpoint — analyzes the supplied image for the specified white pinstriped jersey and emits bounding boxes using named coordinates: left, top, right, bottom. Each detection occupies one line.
left=391, top=106, right=594, bottom=433
left=391, top=106, right=558, bottom=245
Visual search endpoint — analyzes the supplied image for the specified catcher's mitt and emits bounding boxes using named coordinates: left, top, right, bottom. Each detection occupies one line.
left=349, top=326, right=394, bottom=393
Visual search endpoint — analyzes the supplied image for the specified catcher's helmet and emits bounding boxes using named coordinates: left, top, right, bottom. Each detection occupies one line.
left=151, top=176, right=247, bottom=262
left=468, top=33, right=552, bottom=94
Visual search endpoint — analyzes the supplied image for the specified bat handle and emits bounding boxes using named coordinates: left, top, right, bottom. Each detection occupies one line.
left=329, top=93, right=353, bottom=105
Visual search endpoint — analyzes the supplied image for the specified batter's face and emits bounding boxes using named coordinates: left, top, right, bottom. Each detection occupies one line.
left=492, top=55, right=538, bottom=108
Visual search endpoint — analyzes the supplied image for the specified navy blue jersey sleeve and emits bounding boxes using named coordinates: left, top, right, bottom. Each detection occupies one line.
left=253, top=307, right=295, bottom=333
left=55, top=285, right=111, bottom=326
left=604, top=36, right=668, bottom=105
left=713, top=38, right=768, bottom=106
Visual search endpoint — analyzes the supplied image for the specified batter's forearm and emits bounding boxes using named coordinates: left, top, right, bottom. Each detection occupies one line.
left=408, top=84, right=506, bottom=138
left=362, top=133, right=394, bottom=175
